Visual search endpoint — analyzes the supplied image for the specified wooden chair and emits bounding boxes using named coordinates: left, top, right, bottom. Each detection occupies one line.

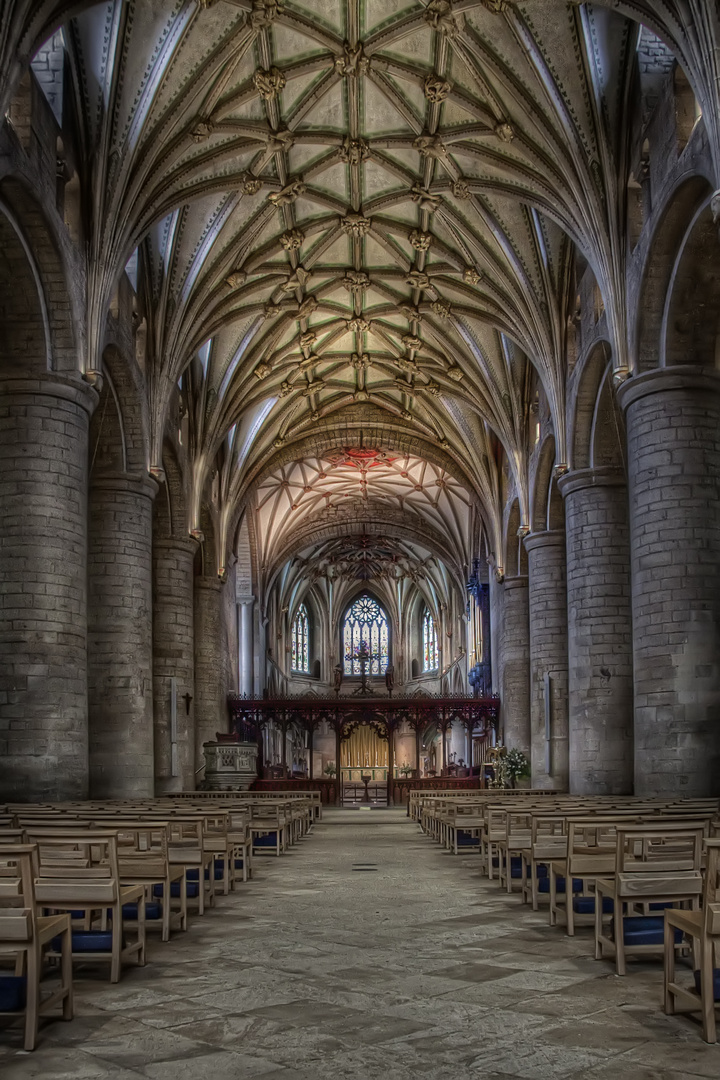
left=549, top=819, right=618, bottom=935
left=664, top=838, right=720, bottom=1042
left=26, top=830, right=146, bottom=983
left=0, top=844, right=73, bottom=1050
left=595, top=822, right=704, bottom=975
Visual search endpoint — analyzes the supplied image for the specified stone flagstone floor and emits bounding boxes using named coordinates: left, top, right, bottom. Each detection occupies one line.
left=2, top=808, right=720, bottom=1078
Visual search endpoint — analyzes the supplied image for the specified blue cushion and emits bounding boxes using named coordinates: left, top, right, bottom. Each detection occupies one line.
left=612, top=916, right=683, bottom=946
left=693, top=969, right=720, bottom=1002
left=457, top=831, right=480, bottom=846
left=573, top=895, right=615, bottom=915
left=0, top=976, right=26, bottom=1012
left=537, top=864, right=548, bottom=879
left=254, top=833, right=279, bottom=847
left=538, top=876, right=583, bottom=894
left=234, top=859, right=245, bottom=870
left=153, top=882, right=200, bottom=899
left=122, top=902, right=162, bottom=921
left=52, top=931, right=113, bottom=953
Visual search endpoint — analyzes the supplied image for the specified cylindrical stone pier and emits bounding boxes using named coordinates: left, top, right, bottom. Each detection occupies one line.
left=499, top=576, right=531, bottom=757
left=153, top=537, right=196, bottom=793
left=0, top=373, right=97, bottom=801
left=559, top=467, right=633, bottom=795
left=618, top=366, right=720, bottom=797
left=194, top=576, right=227, bottom=773
left=88, top=473, right=157, bottom=798
left=524, top=530, right=569, bottom=791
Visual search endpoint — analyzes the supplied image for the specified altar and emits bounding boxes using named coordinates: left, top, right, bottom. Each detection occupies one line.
left=342, top=766, right=391, bottom=782
left=340, top=725, right=389, bottom=783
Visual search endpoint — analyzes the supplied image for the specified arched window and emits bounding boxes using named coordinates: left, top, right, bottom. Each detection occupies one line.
left=422, top=607, right=438, bottom=672
left=291, top=603, right=310, bottom=673
left=342, top=594, right=390, bottom=675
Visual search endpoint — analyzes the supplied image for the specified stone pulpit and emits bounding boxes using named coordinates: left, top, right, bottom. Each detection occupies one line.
left=203, top=741, right=258, bottom=790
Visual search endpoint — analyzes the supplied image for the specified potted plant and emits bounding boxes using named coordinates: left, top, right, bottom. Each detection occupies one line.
left=505, top=748, right=531, bottom=788
left=399, top=762, right=413, bottom=777
left=323, top=761, right=337, bottom=778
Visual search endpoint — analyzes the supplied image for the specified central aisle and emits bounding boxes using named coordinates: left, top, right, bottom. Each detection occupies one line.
left=4, top=810, right=720, bottom=1079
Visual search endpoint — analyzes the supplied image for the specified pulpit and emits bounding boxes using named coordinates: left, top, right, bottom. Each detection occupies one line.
left=203, top=741, right=258, bottom=790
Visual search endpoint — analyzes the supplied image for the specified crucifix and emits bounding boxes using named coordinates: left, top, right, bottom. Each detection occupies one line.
left=345, top=639, right=379, bottom=696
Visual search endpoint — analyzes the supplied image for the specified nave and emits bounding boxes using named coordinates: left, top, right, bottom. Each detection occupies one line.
left=4, top=811, right=720, bottom=1080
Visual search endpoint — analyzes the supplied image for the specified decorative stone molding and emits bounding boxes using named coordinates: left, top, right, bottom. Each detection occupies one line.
left=253, top=66, right=286, bottom=99
left=268, top=179, right=305, bottom=206
left=410, top=183, right=441, bottom=212
left=279, top=228, right=304, bottom=251
left=340, top=212, right=371, bottom=237
left=424, top=0, right=464, bottom=38
left=335, top=42, right=368, bottom=77
left=340, top=136, right=370, bottom=164
left=423, top=74, right=453, bottom=103
left=250, top=0, right=283, bottom=30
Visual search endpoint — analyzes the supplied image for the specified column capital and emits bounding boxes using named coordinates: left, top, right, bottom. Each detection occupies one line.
left=0, top=370, right=99, bottom=415
left=503, top=575, right=529, bottom=592
left=617, top=365, right=720, bottom=412
left=523, top=529, right=565, bottom=555
left=90, top=471, right=159, bottom=501
left=557, top=466, right=625, bottom=498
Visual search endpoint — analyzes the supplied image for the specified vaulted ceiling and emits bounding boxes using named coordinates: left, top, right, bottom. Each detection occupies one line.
left=5, top=0, right=719, bottom=579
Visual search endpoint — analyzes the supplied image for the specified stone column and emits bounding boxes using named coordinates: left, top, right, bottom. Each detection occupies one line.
left=0, top=373, right=97, bottom=801
left=238, top=598, right=254, bottom=695
left=194, top=576, right=227, bottom=773
left=153, top=537, right=196, bottom=793
left=618, top=367, right=720, bottom=797
left=559, top=467, right=633, bottom=795
left=88, top=473, right=157, bottom=798
left=499, top=576, right=531, bottom=757
left=524, top=531, right=569, bottom=791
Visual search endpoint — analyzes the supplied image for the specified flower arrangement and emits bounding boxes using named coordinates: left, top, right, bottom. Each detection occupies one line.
left=505, top=748, right=530, bottom=784
left=399, top=762, right=413, bottom=777
left=323, top=761, right=337, bottom=777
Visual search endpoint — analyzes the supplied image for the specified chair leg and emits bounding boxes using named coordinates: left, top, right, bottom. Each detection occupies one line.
left=700, top=936, right=717, bottom=1043
left=61, top=923, right=73, bottom=1020
left=138, top=893, right=146, bottom=966
left=110, top=904, right=122, bottom=983
left=663, top=919, right=676, bottom=1016
left=162, top=881, right=170, bottom=942
left=595, top=887, right=603, bottom=960
left=24, top=944, right=40, bottom=1052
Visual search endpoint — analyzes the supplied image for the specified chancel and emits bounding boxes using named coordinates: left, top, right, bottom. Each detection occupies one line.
left=2, top=0, right=720, bottom=1072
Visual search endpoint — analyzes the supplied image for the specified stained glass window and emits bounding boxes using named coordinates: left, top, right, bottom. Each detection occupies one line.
left=342, top=594, right=390, bottom=675
left=422, top=607, right=438, bottom=672
left=291, top=603, right=310, bottom=673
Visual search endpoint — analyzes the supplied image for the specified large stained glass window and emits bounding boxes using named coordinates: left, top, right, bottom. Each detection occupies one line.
left=422, top=607, right=438, bottom=672
left=342, top=594, right=390, bottom=675
left=291, top=603, right=310, bottom=673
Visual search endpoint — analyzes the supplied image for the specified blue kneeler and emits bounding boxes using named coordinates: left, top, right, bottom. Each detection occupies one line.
left=0, top=976, right=26, bottom=1012
left=693, top=969, right=720, bottom=1002
left=153, top=882, right=200, bottom=899
left=573, top=895, right=614, bottom=915
left=613, top=915, right=683, bottom=946
left=52, top=930, right=113, bottom=952
left=122, top=902, right=162, bottom=920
